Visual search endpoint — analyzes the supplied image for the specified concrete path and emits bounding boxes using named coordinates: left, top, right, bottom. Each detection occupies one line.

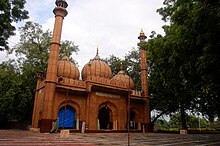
left=0, top=130, right=220, bottom=146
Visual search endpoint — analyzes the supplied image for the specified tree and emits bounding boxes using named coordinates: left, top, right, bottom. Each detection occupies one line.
left=147, top=0, right=220, bottom=129
left=0, top=21, right=79, bottom=122
left=0, top=59, right=31, bottom=121
left=105, top=48, right=142, bottom=90
left=157, top=118, right=169, bottom=130
left=124, top=48, right=141, bottom=90
left=0, top=60, right=18, bottom=121
left=105, top=54, right=122, bottom=76
left=146, top=32, right=179, bottom=127
left=0, top=0, right=29, bottom=51
left=13, top=21, right=79, bottom=75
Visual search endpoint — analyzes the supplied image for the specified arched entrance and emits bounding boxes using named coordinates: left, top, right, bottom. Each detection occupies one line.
left=98, top=102, right=118, bottom=130
left=98, top=107, right=111, bottom=129
left=130, top=111, right=137, bottom=129
left=58, top=106, right=75, bottom=129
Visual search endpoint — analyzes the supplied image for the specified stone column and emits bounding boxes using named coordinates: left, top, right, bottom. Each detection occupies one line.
left=76, top=118, right=79, bottom=130
left=113, top=120, right=118, bottom=130
left=138, top=122, right=141, bottom=130
left=97, top=119, right=100, bottom=130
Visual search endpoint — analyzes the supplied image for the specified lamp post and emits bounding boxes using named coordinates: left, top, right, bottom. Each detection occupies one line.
left=127, top=77, right=131, bottom=146
left=198, top=112, right=201, bottom=132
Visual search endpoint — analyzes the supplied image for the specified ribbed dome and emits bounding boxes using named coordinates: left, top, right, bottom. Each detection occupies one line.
left=111, top=70, right=134, bottom=89
left=81, top=50, right=112, bottom=80
left=57, top=56, right=80, bottom=80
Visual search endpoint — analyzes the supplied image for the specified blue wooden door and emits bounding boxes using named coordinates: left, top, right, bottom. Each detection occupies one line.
left=58, top=106, right=75, bottom=128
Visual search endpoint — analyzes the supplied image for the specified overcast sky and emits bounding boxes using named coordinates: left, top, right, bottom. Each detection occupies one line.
left=0, top=0, right=165, bottom=70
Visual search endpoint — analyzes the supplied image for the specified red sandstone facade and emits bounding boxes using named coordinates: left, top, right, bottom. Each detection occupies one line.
left=31, top=0, right=150, bottom=133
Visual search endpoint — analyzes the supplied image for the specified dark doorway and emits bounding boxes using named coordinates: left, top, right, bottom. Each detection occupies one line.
left=98, top=107, right=110, bottom=129
left=130, top=111, right=136, bottom=129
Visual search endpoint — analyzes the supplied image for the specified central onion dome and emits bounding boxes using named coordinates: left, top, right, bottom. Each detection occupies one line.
left=57, top=56, right=80, bottom=80
left=111, top=70, right=134, bottom=89
left=81, top=49, right=112, bottom=80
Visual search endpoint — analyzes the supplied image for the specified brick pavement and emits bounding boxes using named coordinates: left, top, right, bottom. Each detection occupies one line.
left=0, top=130, right=220, bottom=146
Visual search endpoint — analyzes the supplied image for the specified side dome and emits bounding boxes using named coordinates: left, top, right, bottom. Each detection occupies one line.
left=111, top=70, right=134, bottom=89
left=81, top=50, right=112, bottom=80
left=57, top=56, right=80, bottom=80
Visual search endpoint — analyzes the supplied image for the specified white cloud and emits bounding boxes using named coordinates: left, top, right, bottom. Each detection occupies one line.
left=2, top=0, right=165, bottom=72
left=53, top=0, right=165, bottom=70
left=25, top=0, right=54, bottom=24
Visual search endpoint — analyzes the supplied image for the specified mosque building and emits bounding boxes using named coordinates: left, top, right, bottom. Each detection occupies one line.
left=31, top=0, right=150, bottom=133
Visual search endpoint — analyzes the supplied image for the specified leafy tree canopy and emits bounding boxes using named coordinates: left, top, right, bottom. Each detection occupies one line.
left=105, top=48, right=141, bottom=90
left=0, top=21, right=79, bottom=122
left=0, top=59, right=32, bottom=121
left=147, top=0, right=220, bottom=128
left=0, top=0, right=29, bottom=51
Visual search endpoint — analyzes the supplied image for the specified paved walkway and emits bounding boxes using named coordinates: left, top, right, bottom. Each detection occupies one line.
left=0, top=130, right=220, bottom=146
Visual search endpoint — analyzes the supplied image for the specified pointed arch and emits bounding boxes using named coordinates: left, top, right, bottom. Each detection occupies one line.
left=130, top=106, right=141, bottom=130
left=57, top=100, right=80, bottom=129
left=58, top=100, right=80, bottom=117
left=97, top=101, right=118, bottom=130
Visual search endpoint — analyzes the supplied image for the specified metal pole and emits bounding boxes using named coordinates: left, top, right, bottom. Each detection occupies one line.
left=63, top=89, right=69, bottom=129
left=128, top=78, right=130, bottom=146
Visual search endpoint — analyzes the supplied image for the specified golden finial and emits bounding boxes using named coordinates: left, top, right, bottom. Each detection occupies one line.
left=138, top=28, right=147, bottom=40
left=140, top=28, right=145, bottom=36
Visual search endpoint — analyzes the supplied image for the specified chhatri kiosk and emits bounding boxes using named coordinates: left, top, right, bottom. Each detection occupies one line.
left=31, top=0, right=150, bottom=133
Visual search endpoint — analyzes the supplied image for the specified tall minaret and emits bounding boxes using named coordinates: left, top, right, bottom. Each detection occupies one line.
left=138, top=29, right=148, bottom=97
left=138, top=29, right=149, bottom=131
left=41, top=0, right=68, bottom=132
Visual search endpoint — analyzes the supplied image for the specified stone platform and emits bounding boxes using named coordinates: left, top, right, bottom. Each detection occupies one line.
left=0, top=130, right=220, bottom=146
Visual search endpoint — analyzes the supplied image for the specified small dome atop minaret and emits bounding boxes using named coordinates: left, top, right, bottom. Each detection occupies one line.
left=53, top=0, right=68, bottom=16
left=138, top=28, right=147, bottom=41
left=55, top=0, right=68, bottom=8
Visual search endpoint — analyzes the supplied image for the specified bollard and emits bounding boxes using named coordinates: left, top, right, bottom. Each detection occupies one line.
left=180, top=129, right=188, bottom=135
left=81, top=121, right=86, bottom=133
left=60, top=130, right=70, bottom=138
